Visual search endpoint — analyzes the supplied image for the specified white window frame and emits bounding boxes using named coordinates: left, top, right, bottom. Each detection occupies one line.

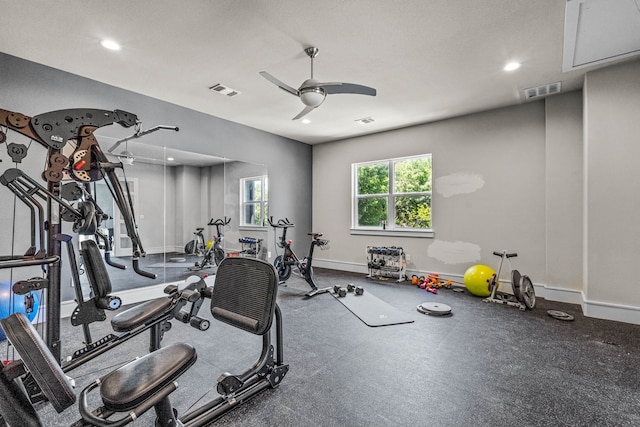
left=351, top=154, right=434, bottom=238
left=240, top=175, right=268, bottom=227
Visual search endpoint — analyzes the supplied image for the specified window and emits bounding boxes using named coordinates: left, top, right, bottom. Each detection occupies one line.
left=352, top=155, right=432, bottom=235
left=241, top=176, right=268, bottom=226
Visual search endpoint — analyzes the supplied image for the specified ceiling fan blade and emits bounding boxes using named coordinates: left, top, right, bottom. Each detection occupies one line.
left=259, top=71, right=299, bottom=96
left=318, top=82, right=377, bottom=96
left=292, top=105, right=316, bottom=120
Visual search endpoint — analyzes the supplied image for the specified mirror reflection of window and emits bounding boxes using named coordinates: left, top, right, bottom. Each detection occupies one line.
left=241, top=176, right=268, bottom=226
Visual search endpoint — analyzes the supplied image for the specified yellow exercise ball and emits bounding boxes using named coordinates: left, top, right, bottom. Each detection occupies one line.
left=463, top=265, right=496, bottom=297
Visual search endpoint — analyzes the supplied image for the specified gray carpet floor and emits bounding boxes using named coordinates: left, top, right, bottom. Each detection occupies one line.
left=3, top=267, right=640, bottom=426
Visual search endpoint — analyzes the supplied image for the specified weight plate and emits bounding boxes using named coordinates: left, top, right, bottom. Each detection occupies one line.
left=520, top=275, right=536, bottom=310
left=417, top=302, right=452, bottom=316
left=511, top=269, right=524, bottom=303
left=547, top=310, right=574, bottom=321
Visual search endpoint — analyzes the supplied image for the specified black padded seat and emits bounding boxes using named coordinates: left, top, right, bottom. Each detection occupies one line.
left=99, top=342, right=197, bottom=412
left=0, top=313, right=76, bottom=413
left=210, top=257, right=278, bottom=335
left=111, top=297, right=174, bottom=332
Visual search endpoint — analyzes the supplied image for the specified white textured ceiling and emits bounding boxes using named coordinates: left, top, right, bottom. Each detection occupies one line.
left=1, top=0, right=639, bottom=145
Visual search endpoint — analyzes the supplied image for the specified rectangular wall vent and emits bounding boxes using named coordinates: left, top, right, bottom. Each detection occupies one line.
left=523, top=81, right=562, bottom=100
left=209, top=83, right=241, bottom=97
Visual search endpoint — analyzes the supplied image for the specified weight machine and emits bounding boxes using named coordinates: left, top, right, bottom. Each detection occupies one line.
left=0, top=257, right=289, bottom=427
left=0, top=107, right=162, bottom=362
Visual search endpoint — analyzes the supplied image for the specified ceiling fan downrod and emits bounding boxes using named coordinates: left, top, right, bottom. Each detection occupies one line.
left=305, top=47, right=319, bottom=79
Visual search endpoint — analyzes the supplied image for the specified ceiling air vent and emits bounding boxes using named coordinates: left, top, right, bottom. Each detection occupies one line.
left=355, top=116, right=375, bottom=124
left=209, top=83, right=241, bottom=97
left=523, top=81, right=562, bottom=100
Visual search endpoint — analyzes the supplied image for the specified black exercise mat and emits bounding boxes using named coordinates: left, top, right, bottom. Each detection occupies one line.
left=333, top=289, right=414, bottom=327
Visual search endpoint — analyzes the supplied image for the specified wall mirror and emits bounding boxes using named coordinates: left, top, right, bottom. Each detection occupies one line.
left=90, top=136, right=269, bottom=294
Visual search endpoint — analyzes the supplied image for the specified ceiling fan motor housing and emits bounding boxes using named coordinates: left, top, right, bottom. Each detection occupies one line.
left=300, top=87, right=326, bottom=107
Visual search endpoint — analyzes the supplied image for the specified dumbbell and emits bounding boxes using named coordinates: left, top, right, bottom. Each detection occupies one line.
left=346, top=283, right=365, bottom=295
left=333, top=284, right=348, bottom=297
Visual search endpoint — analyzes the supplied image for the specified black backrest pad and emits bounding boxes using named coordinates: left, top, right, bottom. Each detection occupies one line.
left=0, top=313, right=76, bottom=413
left=210, top=257, right=278, bottom=335
left=81, top=239, right=112, bottom=297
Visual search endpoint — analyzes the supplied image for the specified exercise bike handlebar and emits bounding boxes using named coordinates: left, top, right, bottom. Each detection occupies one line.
left=493, top=250, right=518, bottom=258
left=268, top=216, right=295, bottom=228
left=208, top=217, right=231, bottom=227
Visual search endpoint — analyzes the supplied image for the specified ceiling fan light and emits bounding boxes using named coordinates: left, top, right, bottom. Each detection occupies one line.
left=119, top=151, right=134, bottom=165
left=300, top=88, right=326, bottom=107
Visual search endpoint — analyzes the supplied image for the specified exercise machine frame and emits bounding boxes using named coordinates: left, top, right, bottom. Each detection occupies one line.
left=483, top=250, right=536, bottom=311
left=268, top=216, right=332, bottom=297
left=0, top=257, right=289, bottom=427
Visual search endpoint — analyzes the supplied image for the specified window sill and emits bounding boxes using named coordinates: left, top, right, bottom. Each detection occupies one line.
left=350, top=228, right=434, bottom=238
left=238, top=226, right=268, bottom=232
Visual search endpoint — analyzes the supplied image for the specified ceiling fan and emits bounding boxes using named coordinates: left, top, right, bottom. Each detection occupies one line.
left=260, top=47, right=377, bottom=120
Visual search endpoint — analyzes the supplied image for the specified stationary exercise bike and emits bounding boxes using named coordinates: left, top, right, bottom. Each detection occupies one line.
left=268, top=217, right=332, bottom=297
left=190, top=217, right=230, bottom=270
left=483, top=250, right=536, bottom=310
left=184, top=226, right=207, bottom=257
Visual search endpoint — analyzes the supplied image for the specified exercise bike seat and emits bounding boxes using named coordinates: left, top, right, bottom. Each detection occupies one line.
left=111, top=297, right=174, bottom=333
left=83, top=342, right=197, bottom=413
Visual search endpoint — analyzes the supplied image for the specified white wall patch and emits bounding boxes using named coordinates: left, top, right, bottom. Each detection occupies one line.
left=427, top=240, right=482, bottom=265
left=435, top=172, right=484, bottom=198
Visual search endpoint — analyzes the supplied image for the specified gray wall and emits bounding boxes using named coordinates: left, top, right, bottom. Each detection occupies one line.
left=313, top=101, right=547, bottom=283
left=545, top=91, right=583, bottom=298
left=583, top=59, right=640, bottom=320
left=0, top=52, right=312, bottom=301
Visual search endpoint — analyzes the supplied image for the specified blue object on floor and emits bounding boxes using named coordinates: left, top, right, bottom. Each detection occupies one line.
left=0, top=282, right=40, bottom=341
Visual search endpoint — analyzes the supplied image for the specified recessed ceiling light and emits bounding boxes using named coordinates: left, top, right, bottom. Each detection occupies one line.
left=503, top=62, right=521, bottom=71
left=167, top=157, right=175, bottom=161
left=100, top=39, right=121, bottom=51
left=301, top=119, right=311, bottom=124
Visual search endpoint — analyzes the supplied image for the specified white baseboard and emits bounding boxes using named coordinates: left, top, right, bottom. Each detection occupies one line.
left=315, top=259, right=638, bottom=324
left=143, top=246, right=183, bottom=255
left=314, top=259, right=368, bottom=274
left=581, top=296, right=640, bottom=325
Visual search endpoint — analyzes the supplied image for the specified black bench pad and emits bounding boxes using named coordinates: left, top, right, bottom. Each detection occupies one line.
left=100, top=342, right=197, bottom=412
left=0, top=313, right=76, bottom=413
left=111, top=297, right=174, bottom=332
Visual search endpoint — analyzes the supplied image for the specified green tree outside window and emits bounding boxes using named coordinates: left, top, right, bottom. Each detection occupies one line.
left=354, top=155, right=432, bottom=230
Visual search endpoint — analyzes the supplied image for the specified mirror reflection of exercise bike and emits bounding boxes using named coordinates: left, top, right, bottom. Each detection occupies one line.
left=184, top=227, right=206, bottom=257
left=268, top=217, right=332, bottom=297
left=188, top=217, right=230, bottom=270
left=484, top=250, right=536, bottom=310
